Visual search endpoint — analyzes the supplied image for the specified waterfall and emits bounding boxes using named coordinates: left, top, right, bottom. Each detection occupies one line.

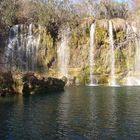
left=5, top=24, right=41, bottom=72
left=126, top=23, right=140, bottom=85
left=109, top=20, right=116, bottom=86
left=132, top=26, right=140, bottom=72
left=57, top=28, right=70, bottom=77
left=89, top=22, right=96, bottom=85
left=129, top=25, right=140, bottom=85
left=35, top=25, right=41, bottom=71
left=126, top=23, right=132, bottom=71
left=126, top=23, right=133, bottom=85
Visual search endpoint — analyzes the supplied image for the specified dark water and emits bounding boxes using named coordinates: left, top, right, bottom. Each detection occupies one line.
left=0, top=86, right=140, bottom=140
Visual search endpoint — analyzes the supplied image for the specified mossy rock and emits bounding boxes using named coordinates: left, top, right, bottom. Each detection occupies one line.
left=98, top=75, right=109, bottom=84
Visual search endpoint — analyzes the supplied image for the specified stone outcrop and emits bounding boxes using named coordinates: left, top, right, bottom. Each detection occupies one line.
left=22, top=73, right=66, bottom=96
left=0, top=72, right=66, bottom=97
left=0, top=18, right=138, bottom=86
left=0, top=72, right=17, bottom=96
left=54, top=18, right=133, bottom=85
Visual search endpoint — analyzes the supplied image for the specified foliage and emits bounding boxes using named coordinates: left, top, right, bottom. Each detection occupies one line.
left=73, top=0, right=129, bottom=19
left=0, top=0, right=16, bottom=37
left=98, top=0, right=129, bottom=19
left=0, top=0, right=132, bottom=40
left=95, top=23, right=108, bottom=46
left=115, top=30, right=125, bottom=43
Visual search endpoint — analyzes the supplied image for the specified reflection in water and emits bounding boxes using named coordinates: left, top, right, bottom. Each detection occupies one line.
left=0, top=87, right=140, bottom=140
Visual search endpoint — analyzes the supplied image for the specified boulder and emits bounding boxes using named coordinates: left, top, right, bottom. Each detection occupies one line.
left=0, top=72, right=66, bottom=96
left=22, top=73, right=66, bottom=96
left=0, top=72, right=17, bottom=96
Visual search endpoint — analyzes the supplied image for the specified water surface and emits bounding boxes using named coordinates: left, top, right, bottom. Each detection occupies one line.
left=0, top=86, right=140, bottom=140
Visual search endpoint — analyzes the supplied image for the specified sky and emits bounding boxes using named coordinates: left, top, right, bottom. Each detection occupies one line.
left=72, top=0, right=129, bottom=3
left=115, top=0, right=128, bottom=2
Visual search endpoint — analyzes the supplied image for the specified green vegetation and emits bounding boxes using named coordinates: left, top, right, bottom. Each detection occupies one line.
left=0, top=0, right=139, bottom=85
left=0, top=0, right=130, bottom=39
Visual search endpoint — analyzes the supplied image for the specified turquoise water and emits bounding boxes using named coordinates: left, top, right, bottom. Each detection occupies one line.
left=0, top=86, right=140, bottom=140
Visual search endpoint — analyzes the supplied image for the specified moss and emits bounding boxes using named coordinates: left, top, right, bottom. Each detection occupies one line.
left=29, top=20, right=139, bottom=85
left=48, top=69, right=59, bottom=77
left=95, top=24, right=108, bottom=46
left=98, top=75, right=109, bottom=84
left=36, top=28, right=55, bottom=72
left=115, top=48, right=127, bottom=73
left=85, top=26, right=90, bottom=35
left=115, top=30, right=125, bottom=43
left=70, top=27, right=89, bottom=48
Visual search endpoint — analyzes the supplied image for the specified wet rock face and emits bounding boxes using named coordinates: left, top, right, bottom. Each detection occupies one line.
left=0, top=18, right=136, bottom=86
left=4, top=24, right=55, bottom=72
left=0, top=72, right=17, bottom=96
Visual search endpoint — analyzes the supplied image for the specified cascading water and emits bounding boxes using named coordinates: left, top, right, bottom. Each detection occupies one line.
left=89, top=22, right=96, bottom=85
left=57, top=27, right=70, bottom=77
left=5, top=24, right=41, bottom=72
left=132, top=26, right=140, bottom=72
left=126, top=24, right=140, bottom=85
left=126, top=23, right=134, bottom=85
left=35, top=25, right=41, bottom=70
left=109, top=20, right=116, bottom=86
left=126, top=23, right=132, bottom=70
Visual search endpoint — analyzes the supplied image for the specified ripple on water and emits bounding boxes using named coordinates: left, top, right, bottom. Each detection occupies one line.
left=0, top=86, right=140, bottom=140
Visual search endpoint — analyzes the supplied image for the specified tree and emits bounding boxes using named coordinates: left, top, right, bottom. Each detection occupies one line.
left=129, top=0, right=140, bottom=28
